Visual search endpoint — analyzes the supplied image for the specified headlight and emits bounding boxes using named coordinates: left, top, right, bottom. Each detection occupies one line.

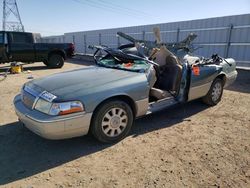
left=50, top=101, right=84, bottom=115
left=34, top=98, right=52, bottom=114
left=34, top=99, right=84, bottom=116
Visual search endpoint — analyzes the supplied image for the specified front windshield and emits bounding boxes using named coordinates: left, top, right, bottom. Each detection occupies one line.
left=95, top=49, right=151, bottom=73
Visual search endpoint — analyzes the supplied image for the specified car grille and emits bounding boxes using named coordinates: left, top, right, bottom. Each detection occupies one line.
left=21, top=89, right=37, bottom=109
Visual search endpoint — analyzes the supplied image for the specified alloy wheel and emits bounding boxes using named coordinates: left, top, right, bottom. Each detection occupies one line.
left=101, top=107, right=128, bottom=137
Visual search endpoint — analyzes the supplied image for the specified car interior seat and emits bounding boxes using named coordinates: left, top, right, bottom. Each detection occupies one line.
left=159, top=55, right=182, bottom=93
left=152, top=45, right=183, bottom=95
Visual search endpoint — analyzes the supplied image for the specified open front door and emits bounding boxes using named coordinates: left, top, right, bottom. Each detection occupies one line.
left=188, top=64, right=222, bottom=101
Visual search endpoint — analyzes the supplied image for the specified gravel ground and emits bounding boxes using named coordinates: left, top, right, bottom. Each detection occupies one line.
left=0, top=60, right=249, bottom=188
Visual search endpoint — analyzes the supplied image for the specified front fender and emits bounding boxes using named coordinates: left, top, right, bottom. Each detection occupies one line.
left=81, top=73, right=150, bottom=115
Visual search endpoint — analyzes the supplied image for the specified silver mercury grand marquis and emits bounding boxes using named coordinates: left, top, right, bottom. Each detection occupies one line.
left=14, top=28, right=237, bottom=143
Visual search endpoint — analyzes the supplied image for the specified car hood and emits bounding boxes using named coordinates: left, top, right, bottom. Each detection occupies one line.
left=27, top=66, right=141, bottom=97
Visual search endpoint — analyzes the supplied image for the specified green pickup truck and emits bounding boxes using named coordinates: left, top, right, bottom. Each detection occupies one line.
left=0, top=31, right=75, bottom=68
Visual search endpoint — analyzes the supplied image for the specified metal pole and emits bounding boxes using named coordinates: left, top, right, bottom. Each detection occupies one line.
left=225, top=24, right=233, bottom=58
left=3, top=0, right=6, bottom=31
left=117, top=36, right=120, bottom=47
left=99, top=33, right=101, bottom=45
left=142, top=30, right=145, bottom=40
left=15, top=0, right=24, bottom=31
left=176, top=28, right=180, bottom=42
left=84, top=34, right=87, bottom=54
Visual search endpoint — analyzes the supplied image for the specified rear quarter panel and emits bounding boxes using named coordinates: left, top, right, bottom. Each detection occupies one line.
left=220, top=58, right=238, bottom=87
left=188, top=64, right=222, bottom=101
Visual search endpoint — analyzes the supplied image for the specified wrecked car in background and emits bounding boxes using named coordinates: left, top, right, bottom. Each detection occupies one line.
left=13, top=27, right=237, bottom=143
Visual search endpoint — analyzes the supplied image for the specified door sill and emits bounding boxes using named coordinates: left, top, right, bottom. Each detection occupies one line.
left=147, top=96, right=178, bottom=114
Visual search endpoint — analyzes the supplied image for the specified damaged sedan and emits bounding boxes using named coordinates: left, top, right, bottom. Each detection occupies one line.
left=14, top=28, right=237, bottom=143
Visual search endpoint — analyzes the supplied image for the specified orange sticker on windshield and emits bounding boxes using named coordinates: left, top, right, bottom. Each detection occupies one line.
left=192, top=65, right=200, bottom=76
left=124, top=62, right=133, bottom=67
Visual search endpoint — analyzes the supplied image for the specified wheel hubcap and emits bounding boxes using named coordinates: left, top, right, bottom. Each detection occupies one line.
left=101, top=108, right=128, bottom=137
left=212, top=82, right=222, bottom=102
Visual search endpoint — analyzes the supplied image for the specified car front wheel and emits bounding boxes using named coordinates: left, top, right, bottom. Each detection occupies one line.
left=202, top=78, right=224, bottom=106
left=91, top=100, right=134, bottom=143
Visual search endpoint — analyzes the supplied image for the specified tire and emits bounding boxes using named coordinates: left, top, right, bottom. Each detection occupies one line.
left=91, top=100, right=134, bottom=143
left=202, top=78, right=224, bottom=106
left=48, top=54, right=64, bottom=68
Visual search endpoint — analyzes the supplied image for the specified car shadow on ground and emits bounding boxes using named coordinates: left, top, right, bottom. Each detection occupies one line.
left=131, top=101, right=206, bottom=137
left=226, top=69, right=250, bottom=93
left=0, top=100, right=207, bottom=185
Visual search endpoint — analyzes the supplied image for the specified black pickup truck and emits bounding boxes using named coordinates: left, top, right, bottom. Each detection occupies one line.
left=0, top=31, right=75, bottom=68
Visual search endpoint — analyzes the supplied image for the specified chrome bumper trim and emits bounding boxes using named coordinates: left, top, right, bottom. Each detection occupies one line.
left=26, top=113, right=86, bottom=123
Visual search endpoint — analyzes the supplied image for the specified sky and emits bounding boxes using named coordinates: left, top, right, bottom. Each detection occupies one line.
left=0, top=0, right=249, bottom=36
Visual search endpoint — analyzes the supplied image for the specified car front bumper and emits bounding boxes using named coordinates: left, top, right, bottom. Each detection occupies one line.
left=14, top=94, right=92, bottom=140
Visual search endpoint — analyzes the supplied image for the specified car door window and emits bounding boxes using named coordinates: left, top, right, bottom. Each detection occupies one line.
left=10, top=33, right=32, bottom=44
left=0, top=33, right=3, bottom=44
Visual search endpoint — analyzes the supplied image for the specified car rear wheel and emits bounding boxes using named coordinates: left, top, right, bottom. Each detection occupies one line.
left=202, top=78, right=224, bottom=106
left=91, top=100, right=134, bottom=143
left=48, top=54, right=64, bottom=68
